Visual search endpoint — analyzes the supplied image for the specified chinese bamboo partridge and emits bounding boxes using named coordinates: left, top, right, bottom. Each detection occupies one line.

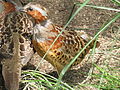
left=0, top=1, right=36, bottom=89
left=23, top=2, right=100, bottom=74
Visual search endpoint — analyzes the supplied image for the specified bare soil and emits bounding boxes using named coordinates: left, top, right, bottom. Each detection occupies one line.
left=0, top=0, right=120, bottom=90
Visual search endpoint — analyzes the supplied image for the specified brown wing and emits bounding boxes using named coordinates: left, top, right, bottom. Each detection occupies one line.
left=48, top=27, right=99, bottom=73
left=62, top=30, right=99, bottom=66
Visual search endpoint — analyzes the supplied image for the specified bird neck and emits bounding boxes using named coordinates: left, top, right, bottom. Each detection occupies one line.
left=33, top=20, right=56, bottom=41
left=33, top=19, right=63, bottom=50
left=33, top=19, right=63, bottom=42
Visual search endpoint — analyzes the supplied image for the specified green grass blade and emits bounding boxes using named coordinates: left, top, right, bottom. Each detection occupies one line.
left=75, top=2, right=120, bottom=12
left=111, top=0, right=120, bottom=6
left=21, top=70, right=73, bottom=89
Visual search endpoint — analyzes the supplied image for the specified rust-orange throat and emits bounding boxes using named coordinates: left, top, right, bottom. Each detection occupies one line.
left=23, top=2, right=48, bottom=23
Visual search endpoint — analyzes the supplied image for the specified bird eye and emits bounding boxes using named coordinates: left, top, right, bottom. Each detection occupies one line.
left=27, top=7, right=33, bottom=11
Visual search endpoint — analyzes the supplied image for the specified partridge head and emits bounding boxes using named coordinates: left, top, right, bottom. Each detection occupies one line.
left=23, top=2, right=48, bottom=23
left=24, top=2, right=100, bottom=74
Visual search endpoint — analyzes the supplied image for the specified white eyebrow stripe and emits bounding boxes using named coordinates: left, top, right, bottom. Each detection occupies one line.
left=31, top=5, right=47, bottom=16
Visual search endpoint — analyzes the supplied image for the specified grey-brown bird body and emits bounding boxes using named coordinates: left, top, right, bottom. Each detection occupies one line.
left=0, top=11, right=35, bottom=90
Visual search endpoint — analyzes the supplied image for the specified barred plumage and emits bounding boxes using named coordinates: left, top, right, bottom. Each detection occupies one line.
left=0, top=1, right=35, bottom=89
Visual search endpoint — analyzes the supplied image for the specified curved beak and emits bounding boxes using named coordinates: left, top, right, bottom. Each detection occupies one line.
left=18, top=7, right=25, bottom=11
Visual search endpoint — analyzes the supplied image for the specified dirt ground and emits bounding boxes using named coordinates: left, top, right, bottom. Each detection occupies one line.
left=0, top=0, right=120, bottom=89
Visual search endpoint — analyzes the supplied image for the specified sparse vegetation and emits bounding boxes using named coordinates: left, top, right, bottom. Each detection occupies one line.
left=18, top=0, right=120, bottom=89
